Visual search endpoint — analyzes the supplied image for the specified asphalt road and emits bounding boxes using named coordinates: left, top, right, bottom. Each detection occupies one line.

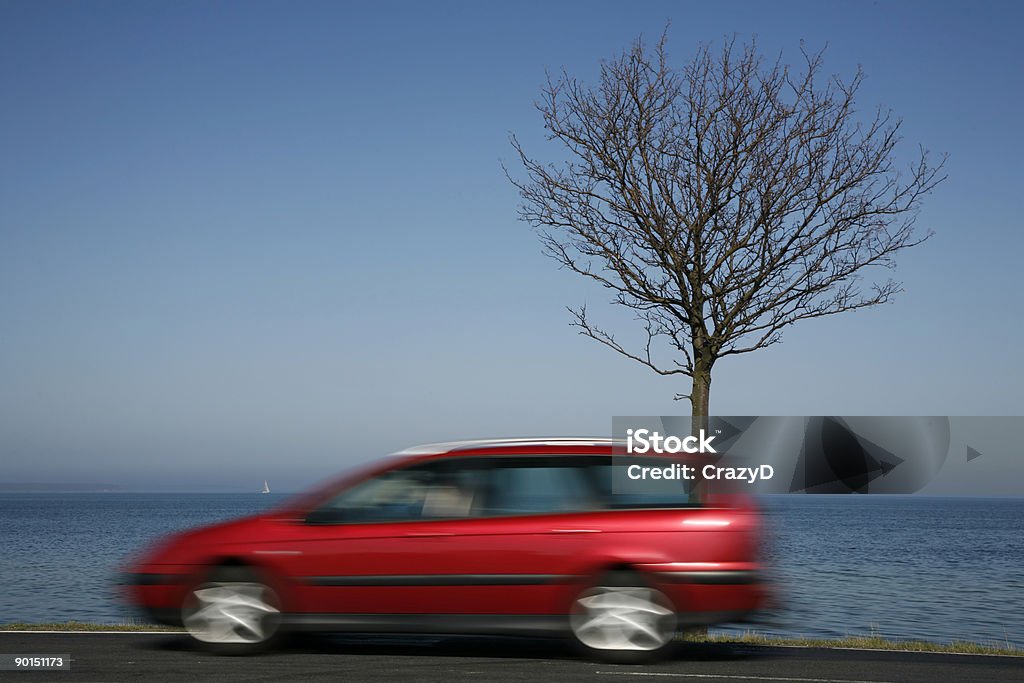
left=0, top=632, right=1020, bottom=683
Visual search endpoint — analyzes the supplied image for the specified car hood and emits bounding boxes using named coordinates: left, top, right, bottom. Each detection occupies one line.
left=135, top=514, right=277, bottom=566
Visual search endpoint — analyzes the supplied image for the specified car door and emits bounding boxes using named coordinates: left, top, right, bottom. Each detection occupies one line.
left=279, top=459, right=486, bottom=615
left=278, top=455, right=609, bottom=619
left=396, top=455, right=611, bottom=616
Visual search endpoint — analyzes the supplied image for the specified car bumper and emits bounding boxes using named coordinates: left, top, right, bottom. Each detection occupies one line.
left=120, top=569, right=196, bottom=626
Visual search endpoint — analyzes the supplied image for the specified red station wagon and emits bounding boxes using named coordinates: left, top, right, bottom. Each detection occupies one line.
left=125, top=438, right=770, bottom=661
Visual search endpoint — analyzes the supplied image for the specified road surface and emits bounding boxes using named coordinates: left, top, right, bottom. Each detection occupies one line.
left=0, top=632, right=1019, bottom=682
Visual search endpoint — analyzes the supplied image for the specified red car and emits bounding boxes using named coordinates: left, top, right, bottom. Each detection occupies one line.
left=124, top=439, right=770, bottom=661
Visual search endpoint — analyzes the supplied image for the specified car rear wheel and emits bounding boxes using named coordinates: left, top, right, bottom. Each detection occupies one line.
left=181, top=566, right=282, bottom=654
left=569, top=571, right=677, bottom=663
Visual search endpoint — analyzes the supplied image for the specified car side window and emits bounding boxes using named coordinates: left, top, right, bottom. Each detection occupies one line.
left=307, top=454, right=694, bottom=524
left=308, top=461, right=487, bottom=524
left=588, top=457, right=698, bottom=508
left=480, top=460, right=599, bottom=516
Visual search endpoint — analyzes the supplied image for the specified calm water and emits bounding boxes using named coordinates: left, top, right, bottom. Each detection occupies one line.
left=0, top=493, right=1020, bottom=648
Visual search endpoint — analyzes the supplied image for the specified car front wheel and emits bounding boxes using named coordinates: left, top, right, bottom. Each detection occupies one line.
left=181, top=567, right=282, bottom=654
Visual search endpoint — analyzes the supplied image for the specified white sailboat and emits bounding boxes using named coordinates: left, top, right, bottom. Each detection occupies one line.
left=261, top=480, right=271, bottom=494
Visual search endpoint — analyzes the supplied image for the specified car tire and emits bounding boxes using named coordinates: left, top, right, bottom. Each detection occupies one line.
left=181, top=566, right=284, bottom=655
left=568, top=570, right=678, bottom=663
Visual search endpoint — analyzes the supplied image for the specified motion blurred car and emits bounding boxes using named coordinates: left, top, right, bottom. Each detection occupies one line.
left=124, top=438, right=770, bottom=661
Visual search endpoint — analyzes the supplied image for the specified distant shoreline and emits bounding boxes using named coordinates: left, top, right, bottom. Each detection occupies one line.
left=0, top=487, right=291, bottom=494
left=0, top=484, right=125, bottom=493
left=1, top=489, right=1021, bottom=498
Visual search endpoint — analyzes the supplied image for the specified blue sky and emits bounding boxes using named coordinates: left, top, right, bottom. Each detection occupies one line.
left=1, top=1, right=1022, bottom=492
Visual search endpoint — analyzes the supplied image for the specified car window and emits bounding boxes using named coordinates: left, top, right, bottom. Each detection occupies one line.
left=589, top=457, right=697, bottom=508
left=480, top=460, right=599, bottom=515
left=309, top=462, right=486, bottom=524
left=475, top=456, right=697, bottom=510
left=307, top=454, right=697, bottom=524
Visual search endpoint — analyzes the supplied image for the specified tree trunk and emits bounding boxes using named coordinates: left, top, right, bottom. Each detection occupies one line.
left=690, top=368, right=711, bottom=426
left=689, top=363, right=711, bottom=505
left=690, top=361, right=712, bottom=641
left=688, top=363, right=712, bottom=637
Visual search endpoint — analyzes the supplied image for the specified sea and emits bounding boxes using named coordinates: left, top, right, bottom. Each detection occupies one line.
left=0, top=493, right=1020, bottom=648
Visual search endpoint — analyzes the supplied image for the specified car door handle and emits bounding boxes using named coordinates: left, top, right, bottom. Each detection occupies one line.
left=549, top=529, right=602, bottom=534
left=405, top=532, right=455, bottom=538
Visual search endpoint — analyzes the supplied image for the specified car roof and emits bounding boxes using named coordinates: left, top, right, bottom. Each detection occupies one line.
left=391, top=437, right=622, bottom=457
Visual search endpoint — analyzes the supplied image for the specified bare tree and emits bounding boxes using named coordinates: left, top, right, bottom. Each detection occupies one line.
left=509, top=34, right=945, bottom=422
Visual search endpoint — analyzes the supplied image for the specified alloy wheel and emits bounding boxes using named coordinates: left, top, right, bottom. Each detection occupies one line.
left=570, top=585, right=675, bottom=651
left=182, top=581, right=281, bottom=644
